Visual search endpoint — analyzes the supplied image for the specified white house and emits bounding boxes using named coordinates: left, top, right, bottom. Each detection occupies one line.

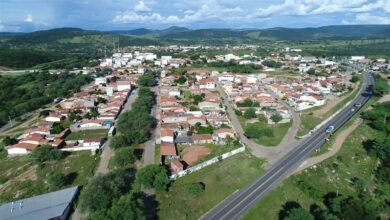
left=95, top=77, right=107, bottom=85
left=44, top=113, right=64, bottom=123
left=79, top=120, right=103, bottom=128
left=116, top=81, right=131, bottom=91
left=82, top=137, right=104, bottom=149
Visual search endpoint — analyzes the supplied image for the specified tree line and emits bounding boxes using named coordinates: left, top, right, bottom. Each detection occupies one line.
left=0, top=72, right=92, bottom=127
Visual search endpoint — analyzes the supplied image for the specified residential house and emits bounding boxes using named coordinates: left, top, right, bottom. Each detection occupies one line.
left=170, top=159, right=184, bottom=174
left=192, top=134, right=213, bottom=144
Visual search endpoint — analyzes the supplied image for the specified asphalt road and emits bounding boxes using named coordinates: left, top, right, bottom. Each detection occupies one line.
left=202, top=73, right=375, bottom=220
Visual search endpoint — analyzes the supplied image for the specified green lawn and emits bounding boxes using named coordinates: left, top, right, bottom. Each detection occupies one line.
left=65, top=129, right=108, bottom=140
left=156, top=152, right=264, bottom=220
left=240, top=116, right=292, bottom=147
left=0, top=151, right=100, bottom=203
left=244, top=121, right=387, bottom=219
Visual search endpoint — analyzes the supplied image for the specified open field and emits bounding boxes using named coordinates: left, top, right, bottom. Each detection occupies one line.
left=244, top=120, right=387, bottom=219
left=156, top=152, right=264, bottom=220
left=65, top=129, right=108, bottom=140
left=0, top=151, right=99, bottom=203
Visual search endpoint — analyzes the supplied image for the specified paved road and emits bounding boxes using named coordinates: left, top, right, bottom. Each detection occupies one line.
left=202, top=73, right=375, bottom=220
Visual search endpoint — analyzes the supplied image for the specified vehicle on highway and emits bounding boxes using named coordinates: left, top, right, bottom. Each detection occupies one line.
left=325, top=125, right=334, bottom=141
left=351, top=108, right=355, bottom=112
left=355, top=103, right=362, bottom=107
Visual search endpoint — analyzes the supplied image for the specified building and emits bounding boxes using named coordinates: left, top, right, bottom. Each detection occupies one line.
left=192, top=134, right=213, bottom=144
left=161, top=142, right=178, bottom=161
left=170, top=159, right=184, bottom=174
left=160, top=128, right=175, bottom=143
left=0, top=186, right=79, bottom=220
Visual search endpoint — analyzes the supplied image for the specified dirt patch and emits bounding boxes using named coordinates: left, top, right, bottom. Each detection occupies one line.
left=313, top=96, right=344, bottom=117
left=0, top=167, right=37, bottom=191
left=182, top=146, right=211, bottom=166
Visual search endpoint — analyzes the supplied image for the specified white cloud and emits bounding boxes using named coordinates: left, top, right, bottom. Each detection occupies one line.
left=134, top=1, right=152, bottom=12
left=254, top=0, right=388, bottom=17
left=342, top=13, right=390, bottom=24
left=113, top=1, right=244, bottom=24
left=24, top=14, right=33, bottom=23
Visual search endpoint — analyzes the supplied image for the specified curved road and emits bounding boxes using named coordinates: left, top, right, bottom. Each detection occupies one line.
left=202, top=73, right=375, bottom=220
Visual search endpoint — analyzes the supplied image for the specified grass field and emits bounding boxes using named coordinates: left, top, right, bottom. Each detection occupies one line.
left=240, top=116, right=292, bottom=146
left=65, top=129, right=108, bottom=140
left=156, top=152, right=264, bottom=220
left=0, top=151, right=99, bottom=203
left=244, top=121, right=386, bottom=219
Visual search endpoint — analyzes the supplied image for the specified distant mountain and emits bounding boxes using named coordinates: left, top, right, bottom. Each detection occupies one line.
left=104, top=24, right=390, bottom=44
left=1, top=25, right=389, bottom=47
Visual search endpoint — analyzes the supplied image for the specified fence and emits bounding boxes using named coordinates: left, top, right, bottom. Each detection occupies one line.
left=169, top=146, right=246, bottom=180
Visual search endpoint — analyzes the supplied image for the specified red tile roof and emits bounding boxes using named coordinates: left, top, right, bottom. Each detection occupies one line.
left=161, top=143, right=177, bottom=156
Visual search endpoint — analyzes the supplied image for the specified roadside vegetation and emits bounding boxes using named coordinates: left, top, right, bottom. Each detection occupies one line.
left=157, top=152, right=264, bottom=219
left=244, top=102, right=390, bottom=220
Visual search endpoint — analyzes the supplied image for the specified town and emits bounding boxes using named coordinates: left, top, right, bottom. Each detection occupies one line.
left=0, top=28, right=389, bottom=220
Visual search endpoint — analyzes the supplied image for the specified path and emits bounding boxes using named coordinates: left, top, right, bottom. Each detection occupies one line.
left=216, top=83, right=301, bottom=165
left=143, top=83, right=159, bottom=166
left=293, top=117, right=363, bottom=174
left=72, top=88, right=139, bottom=220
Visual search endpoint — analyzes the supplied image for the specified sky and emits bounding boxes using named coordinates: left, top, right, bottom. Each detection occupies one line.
left=0, top=0, right=389, bottom=32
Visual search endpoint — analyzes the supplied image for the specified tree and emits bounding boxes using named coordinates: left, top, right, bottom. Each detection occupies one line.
left=284, top=207, right=314, bottom=220
left=243, top=108, right=257, bottom=119
left=31, top=145, right=63, bottom=164
left=2, top=136, right=17, bottom=146
left=108, top=193, right=145, bottom=220
left=111, top=148, right=136, bottom=168
left=174, top=75, right=187, bottom=85
left=234, top=109, right=242, bottom=116
left=79, top=170, right=133, bottom=213
left=271, top=113, right=283, bottom=123
left=49, top=172, right=67, bottom=187
left=135, top=165, right=169, bottom=192
left=39, top=110, right=50, bottom=117
left=110, top=135, right=128, bottom=149
left=186, top=182, right=205, bottom=194
left=257, top=114, right=268, bottom=123
left=372, top=77, right=389, bottom=97
left=307, top=68, right=316, bottom=75
left=350, top=75, right=360, bottom=83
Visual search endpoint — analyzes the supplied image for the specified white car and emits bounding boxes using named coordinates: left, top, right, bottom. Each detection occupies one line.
left=351, top=108, right=355, bottom=112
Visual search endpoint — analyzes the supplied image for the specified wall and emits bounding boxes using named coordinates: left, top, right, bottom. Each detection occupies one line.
left=169, top=146, right=245, bottom=180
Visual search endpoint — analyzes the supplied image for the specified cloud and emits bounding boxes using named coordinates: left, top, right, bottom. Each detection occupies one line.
left=134, top=1, right=152, bottom=12
left=24, top=14, right=33, bottom=23
left=342, top=13, right=390, bottom=24
left=253, top=0, right=389, bottom=17
left=113, top=0, right=244, bottom=24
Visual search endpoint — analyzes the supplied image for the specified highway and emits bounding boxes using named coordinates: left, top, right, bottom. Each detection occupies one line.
left=202, top=73, right=375, bottom=220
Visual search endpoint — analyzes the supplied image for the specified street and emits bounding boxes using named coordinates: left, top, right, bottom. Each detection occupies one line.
left=202, top=73, right=374, bottom=220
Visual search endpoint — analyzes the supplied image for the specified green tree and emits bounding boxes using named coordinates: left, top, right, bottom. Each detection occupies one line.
left=372, top=77, right=389, bottom=97
left=79, top=170, right=133, bottom=213
left=110, top=135, right=128, bottom=149
left=49, top=172, right=67, bottom=188
left=284, top=207, right=314, bottom=220
left=108, top=193, right=145, bottom=220
left=257, top=114, right=268, bottom=123
left=243, top=108, right=257, bottom=119
left=2, top=136, right=17, bottom=146
left=111, top=148, right=136, bottom=168
left=186, top=182, right=205, bottom=194
left=270, top=113, right=283, bottom=123
left=350, top=75, right=360, bottom=83
left=135, top=165, right=169, bottom=192
left=31, top=145, right=63, bottom=164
